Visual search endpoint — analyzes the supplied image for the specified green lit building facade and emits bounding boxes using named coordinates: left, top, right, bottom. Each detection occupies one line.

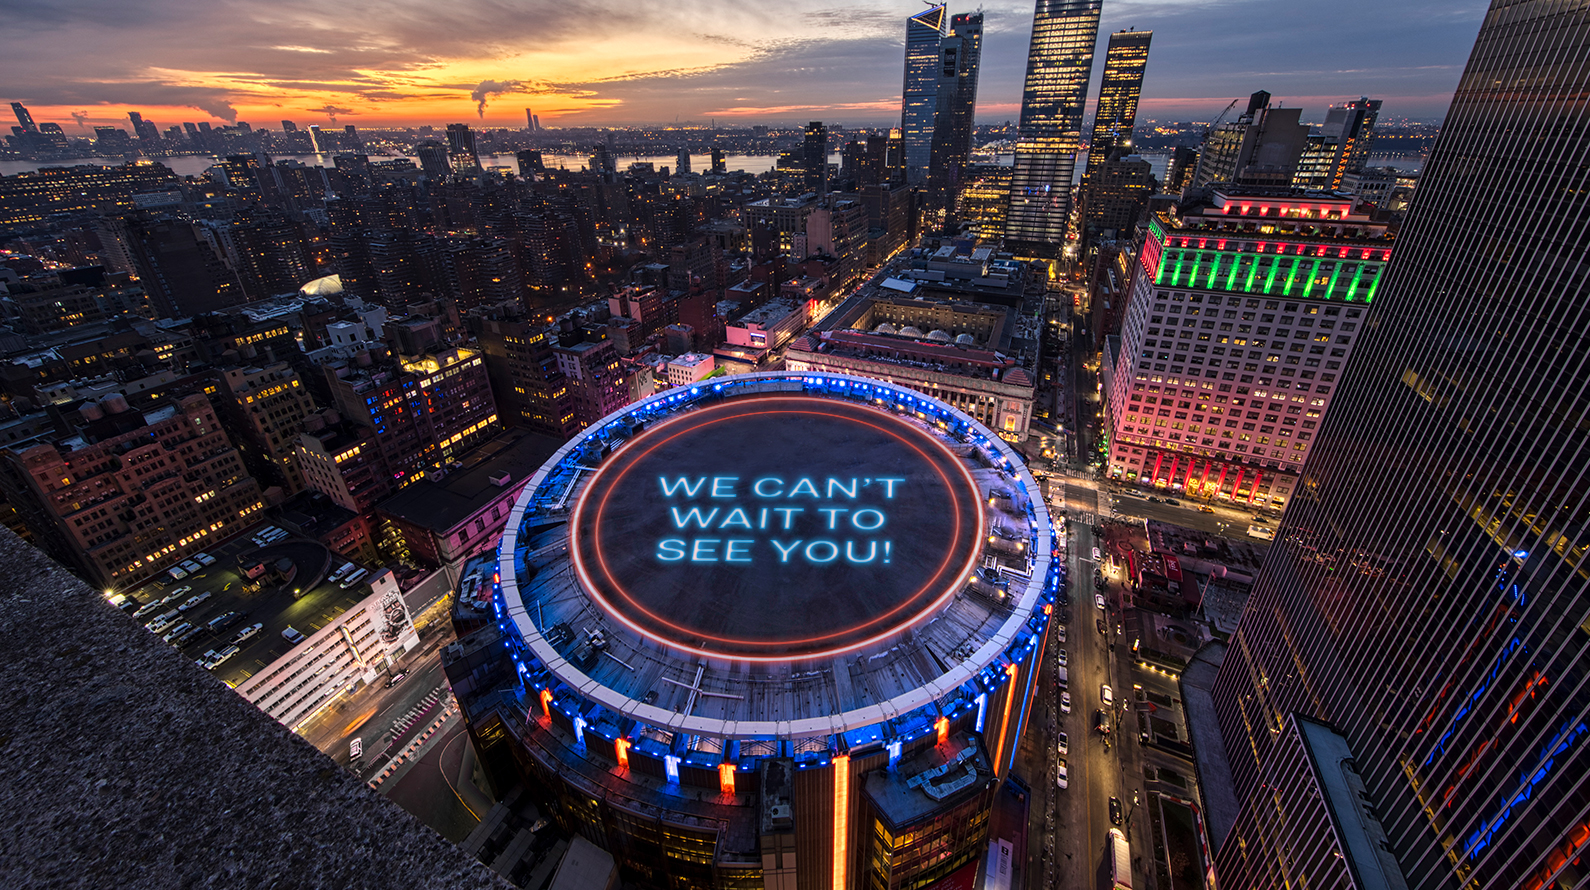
left=1102, top=190, right=1392, bottom=510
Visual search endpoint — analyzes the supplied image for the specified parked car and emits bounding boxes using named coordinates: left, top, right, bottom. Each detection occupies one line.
left=178, top=591, right=212, bottom=612
left=1057, top=759, right=1069, bottom=790
left=1057, top=648, right=1068, bottom=666
left=1057, top=732, right=1068, bottom=756
left=1060, top=691, right=1071, bottom=713
left=194, top=552, right=218, bottom=566
left=230, top=622, right=263, bottom=646
left=282, top=626, right=306, bottom=644
left=206, top=645, right=240, bottom=670
left=1165, top=498, right=1181, bottom=506
left=207, top=611, right=244, bottom=631
left=161, top=622, right=193, bottom=643
left=1102, top=684, right=1114, bottom=707
left=1095, top=593, right=1106, bottom=611
left=1110, top=796, right=1124, bottom=825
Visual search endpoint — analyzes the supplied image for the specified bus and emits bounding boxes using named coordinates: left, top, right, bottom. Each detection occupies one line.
left=1108, top=828, right=1132, bottom=890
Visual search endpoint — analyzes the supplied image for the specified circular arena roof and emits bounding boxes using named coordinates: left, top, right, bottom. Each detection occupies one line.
left=498, top=372, right=1055, bottom=740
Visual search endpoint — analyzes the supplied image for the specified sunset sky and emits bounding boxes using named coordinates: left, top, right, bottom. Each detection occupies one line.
left=5, top=0, right=1489, bottom=133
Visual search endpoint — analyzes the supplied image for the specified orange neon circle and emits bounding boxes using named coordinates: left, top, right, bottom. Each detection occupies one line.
left=568, top=396, right=986, bottom=662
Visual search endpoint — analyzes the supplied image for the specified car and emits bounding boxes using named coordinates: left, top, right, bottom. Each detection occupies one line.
left=1096, top=709, right=1111, bottom=734
left=1097, top=617, right=1108, bottom=635
left=1091, top=546, right=1101, bottom=561
left=1095, top=593, right=1106, bottom=610
left=161, top=622, right=193, bottom=643
left=1057, top=624, right=1067, bottom=643
left=230, top=622, right=263, bottom=645
left=349, top=738, right=364, bottom=760
left=1057, top=759, right=1069, bottom=790
left=384, top=670, right=409, bottom=689
left=282, top=626, right=307, bottom=644
left=147, top=610, right=180, bottom=633
left=328, top=562, right=354, bottom=582
left=1057, top=731, right=1068, bottom=756
left=178, top=591, right=212, bottom=612
left=1060, top=691, right=1072, bottom=713
left=1110, top=796, right=1124, bottom=825
left=207, top=645, right=240, bottom=670
left=166, top=566, right=189, bottom=581
left=133, top=595, right=175, bottom=619
left=207, top=611, right=244, bottom=631
left=1198, top=505, right=1215, bottom=514
left=179, top=559, right=203, bottom=574
left=1057, top=648, right=1068, bottom=666
left=1147, top=496, right=1161, bottom=503
left=167, top=585, right=192, bottom=599
left=1102, top=684, right=1114, bottom=706
left=1166, top=498, right=1181, bottom=506
left=196, top=552, right=217, bottom=566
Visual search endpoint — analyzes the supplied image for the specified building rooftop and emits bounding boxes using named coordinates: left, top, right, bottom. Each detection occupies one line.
left=376, top=429, right=564, bottom=534
left=0, top=528, right=509, bottom=890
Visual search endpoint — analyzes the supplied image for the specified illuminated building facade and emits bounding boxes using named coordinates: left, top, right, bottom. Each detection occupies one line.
left=217, top=362, right=317, bottom=495
left=1211, top=4, right=1590, bottom=887
left=450, top=372, right=1059, bottom=889
left=901, top=5, right=948, bottom=186
left=1103, top=190, right=1391, bottom=509
left=927, top=12, right=984, bottom=217
left=1083, top=29, right=1153, bottom=182
left=0, top=393, right=264, bottom=591
left=1004, top=0, right=1102, bottom=255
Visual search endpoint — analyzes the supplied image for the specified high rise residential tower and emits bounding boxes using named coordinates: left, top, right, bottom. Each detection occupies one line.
left=928, top=12, right=984, bottom=217
left=1210, top=3, right=1590, bottom=888
left=11, top=101, right=37, bottom=132
left=1084, top=28, right=1153, bottom=181
left=901, top=4, right=948, bottom=185
left=1004, top=0, right=1103, bottom=256
left=445, top=123, right=480, bottom=173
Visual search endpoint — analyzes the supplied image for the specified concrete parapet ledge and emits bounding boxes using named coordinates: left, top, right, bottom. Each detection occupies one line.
left=0, top=529, right=509, bottom=890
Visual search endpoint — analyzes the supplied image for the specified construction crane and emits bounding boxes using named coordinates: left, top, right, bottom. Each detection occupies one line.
left=1187, top=98, right=1241, bottom=189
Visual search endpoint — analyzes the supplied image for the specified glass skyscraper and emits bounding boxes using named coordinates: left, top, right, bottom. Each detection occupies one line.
left=1083, top=28, right=1152, bottom=181
left=928, top=11, right=984, bottom=217
left=1003, top=0, right=1102, bottom=256
left=1211, top=2, right=1590, bottom=888
left=901, top=4, right=947, bottom=186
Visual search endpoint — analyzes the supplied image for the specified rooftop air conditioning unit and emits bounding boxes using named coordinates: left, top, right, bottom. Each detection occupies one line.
left=490, top=472, right=513, bottom=487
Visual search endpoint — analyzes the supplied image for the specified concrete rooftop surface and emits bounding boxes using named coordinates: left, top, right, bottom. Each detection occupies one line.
left=0, top=528, right=509, bottom=890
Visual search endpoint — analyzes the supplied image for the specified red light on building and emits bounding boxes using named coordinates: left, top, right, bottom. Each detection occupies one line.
left=539, top=688, right=553, bottom=719
left=935, top=716, right=950, bottom=744
left=718, top=762, right=736, bottom=794
left=616, top=737, right=631, bottom=769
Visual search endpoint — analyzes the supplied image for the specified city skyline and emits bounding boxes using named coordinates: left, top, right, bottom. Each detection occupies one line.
left=5, top=0, right=1487, bottom=131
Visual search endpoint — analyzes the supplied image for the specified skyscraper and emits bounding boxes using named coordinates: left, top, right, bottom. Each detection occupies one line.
left=1004, top=0, right=1103, bottom=256
left=900, top=4, right=947, bottom=185
left=1084, top=28, right=1152, bottom=181
left=11, top=101, right=37, bottom=132
left=1210, top=3, right=1590, bottom=888
left=525, top=107, right=536, bottom=131
left=802, top=120, right=827, bottom=195
left=676, top=144, right=691, bottom=176
left=927, top=12, right=984, bottom=217
left=445, top=123, right=480, bottom=173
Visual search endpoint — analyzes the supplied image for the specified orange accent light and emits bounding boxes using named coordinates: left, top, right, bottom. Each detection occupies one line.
left=539, top=688, right=553, bottom=720
left=832, top=754, right=850, bottom=890
left=993, top=662, right=1019, bottom=774
left=615, top=737, right=631, bottom=769
left=935, top=716, right=949, bottom=745
left=719, top=762, right=736, bottom=794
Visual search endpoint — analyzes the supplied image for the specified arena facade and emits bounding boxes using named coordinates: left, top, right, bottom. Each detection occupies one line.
left=444, top=372, right=1061, bottom=890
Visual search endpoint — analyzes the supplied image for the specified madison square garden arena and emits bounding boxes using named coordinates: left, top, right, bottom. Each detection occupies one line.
left=444, top=372, right=1061, bottom=890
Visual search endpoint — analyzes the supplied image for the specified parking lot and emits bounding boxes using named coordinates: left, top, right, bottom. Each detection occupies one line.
left=119, top=524, right=379, bottom=688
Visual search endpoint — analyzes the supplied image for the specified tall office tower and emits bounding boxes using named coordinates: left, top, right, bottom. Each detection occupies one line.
left=343, top=124, right=361, bottom=150
left=1102, top=190, right=1390, bottom=509
left=901, top=4, right=947, bottom=185
left=675, top=144, right=691, bottom=175
left=1084, top=28, right=1153, bottom=181
left=515, top=149, right=544, bottom=177
left=415, top=141, right=451, bottom=179
left=11, top=101, right=37, bottom=132
left=1209, top=4, right=1590, bottom=888
left=127, top=112, right=160, bottom=146
left=525, top=107, right=536, bottom=131
left=281, top=120, right=297, bottom=132
left=445, top=123, right=480, bottom=173
left=1004, top=0, right=1103, bottom=256
left=927, top=12, right=984, bottom=217
left=1321, top=96, right=1381, bottom=187
left=802, top=120, right=827, bottom=195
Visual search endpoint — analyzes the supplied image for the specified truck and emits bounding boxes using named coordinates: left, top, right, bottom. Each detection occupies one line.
left=1108, top=827, right=1132, bottom=889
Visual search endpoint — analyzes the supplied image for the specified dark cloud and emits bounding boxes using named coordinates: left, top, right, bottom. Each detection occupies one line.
left=471, top=80, right=525, bottom=118
left=306, top=105, right=356, bottom=122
